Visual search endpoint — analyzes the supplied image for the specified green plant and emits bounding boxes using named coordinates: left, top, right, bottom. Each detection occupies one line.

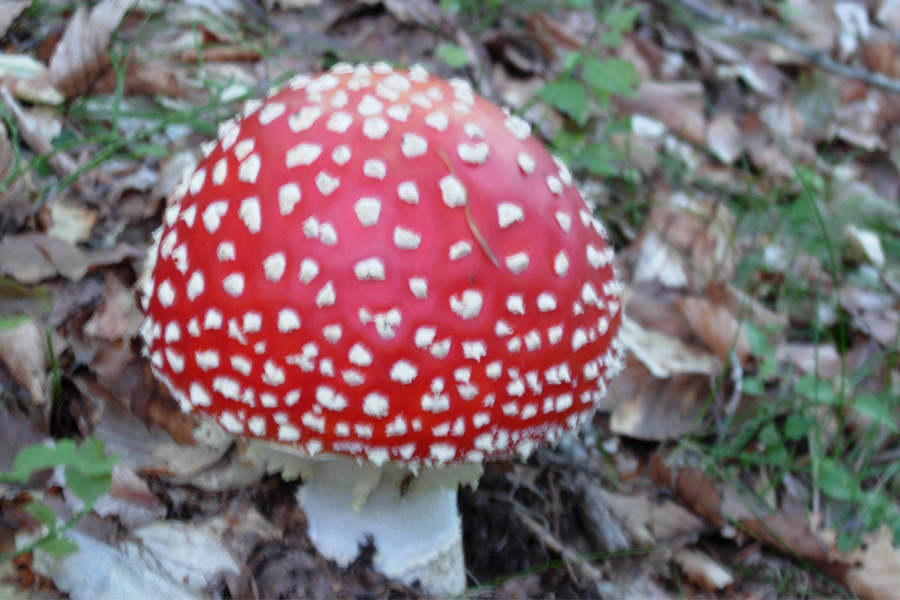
left=0, top=438, right=120, bottom=559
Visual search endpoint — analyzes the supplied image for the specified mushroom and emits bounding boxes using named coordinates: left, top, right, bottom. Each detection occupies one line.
left=140, top=62, right=624, bottom=595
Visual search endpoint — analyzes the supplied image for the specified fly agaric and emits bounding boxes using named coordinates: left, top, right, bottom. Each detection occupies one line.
left=141, top=62, right=624, bottom=595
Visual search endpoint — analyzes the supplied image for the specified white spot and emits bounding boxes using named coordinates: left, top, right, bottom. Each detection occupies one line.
left=319, top=223, right=338, bottom=246
left=506, top=294, right=525, bottom=315
left=386, top=416, right=408, bottom=436
left=195, top=350, right=219, bottom=370
left=278, top=424, right=300, bottom=442
left=402, top=133, right=428, bottom=158
left=494, top=320, right=513, bottom=336
left=316, top=385, right=347, bottom=411
left=415, top=327, right=437, bottom=348
left=302, top=413, right=326, bottom=433
left=546, top=175, right=563, bottom=195
left=165, top=349, right=184, bottom=373
left=289, top=106, right=322, bottom=132
left=223, top=273, right=245, bottom=297
left=587, top=245, right=608, bottom=268
left=212, top=159, right=227, bottom=185
left=449, top=240, right=472, bottom=260
left=409, top=278, right=428, bottom=298
left=204, top=309, right=223, bottom=330
left=259, top=102, right=285, bottom=125
left=332, top=145, right=351, bottom=165
left=262, top=360, right=285, bottom=386
left=440, top=176, right=467, bottom=208
left=238, top=197, right=261, bottom=233
left=527, top=330, right=544, bottom=352
left=581, top=282, right=599, bottom=305
left=464, top=123, right=484, bottom=138
left=354, top=197, right=382, bottom=226
left=326, top=112, right=353, bottom=133
left=393, top=226, right=421, bottom=250
left=537, top=293, right=558, bottom=312
left=554, top=251, right=570, bottom=276
left=507, top=379, right=525, bottom=397
left=517, top=152, right=536, bottom=174
left=286, top=143, right=322, bottom=168
left=357, top=95, right=383, bottom=116
left=202, top=201, right=228, bottom=234
left=190, top=383, right=211, bottom=407
left=349, top=344, right=373, bottom=367
left=219, top=412, right=244, bottom=434
left=505, top=253, right=529, bottom=274
left=555, top=211, right=572, bottom=233
left=384, top=72, right=411, bottom=90
left=363, top=393, right=389, bottom=418
left=387, top=104, right=411, bottom=121
left=398, top=181, right=419, bottom=203
left=213, top=377, right=241, bottom=400
left=355, top=424, right=373, bottom=439
left=263, top=253, right=286, bottom=281
left=260, top=393, right=278, bottom=408
left=315, top=281, right=336, bottom=307
left=363, top=159, right=387, bottom=179
left=409, top=64, right=429, bottom=82
left=430, top=339, right=451, bottom=359
left=323, top=324, right=342, bottom=343
left=425, top=111, right=448, bottom=130
left=278, top=309, right=301, bottom=333
left=157, top=280, right=175, bottom=307
left=242, top=312, right=262, bottom=333
left=354, top=258, right=386, bottom=281
left=180, top=205, right=197, bottom=228
left=462, top=340, right=487, bottom=362
left=279, top=184, right=301, bottom=215
left=217, top=241, right=235, bottom=262
left=450, top=289, right=483, bottom=320
left=315, top=172, right=340, bottom=196
left=187, top=272, right=204, bottom=300
left=457, top=142, right=489, bottom=164
left=505, top=115, right=532, bottom=140
left=189, top=168, right=206, bottom=195
left=331, top=90, right=349, bottom=107
left=498, top=203, right=524, bottom=228
left=572, top=328, right=589, bottom=351
left=390, top=360, right=418, bottom=384
left=234, top=139, right=255, bottom=161
left=299, top=259, right=319, bottom=284
left=218, top=120, right=240, bottom=150
left=363, top=117, right=389, bottom=139
left=430, top=443, right=456, bottom=464
left=485, top=361, right=502, bottom=380
left=239, top=154, right=261, bottom=183
left=163, top=322, right=180, bottom=343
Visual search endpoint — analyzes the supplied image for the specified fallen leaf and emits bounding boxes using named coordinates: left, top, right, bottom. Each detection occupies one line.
left=617, top=81, right=707, bottom=145
left=673, top=548, right=734, bottom=591
left=0, top=0, right=29, bottom=38
left=48, top=0, right=136, bottom=98
left=0, top=319, right=48, bottom=405
left=0, top=234, right=140, bottom=283
left=844, top=526, right=900, bottom=600
left=676, top=296, right=751, bottom=364
left=618, top=316, right=718, bottom=378
left=42, top=199, right=98, bottom=244
left=83, top=272, right=142, bottom=342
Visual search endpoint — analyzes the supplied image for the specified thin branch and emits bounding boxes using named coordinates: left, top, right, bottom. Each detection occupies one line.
left=668, top=0, right=900, bottom=95
left=515, top=506, right=605, bottom=583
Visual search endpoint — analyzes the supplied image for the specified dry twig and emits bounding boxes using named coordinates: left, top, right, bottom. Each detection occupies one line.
left=514, top=506, right=605, bottom=583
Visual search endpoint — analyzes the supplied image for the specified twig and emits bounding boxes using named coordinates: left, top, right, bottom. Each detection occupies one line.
left=514, top=506, right=605, bottom=583
left=667, top=0, right=900, bottom=95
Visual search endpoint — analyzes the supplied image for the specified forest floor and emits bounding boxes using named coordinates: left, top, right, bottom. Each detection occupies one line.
left=0, top=0, right=899, bottom=598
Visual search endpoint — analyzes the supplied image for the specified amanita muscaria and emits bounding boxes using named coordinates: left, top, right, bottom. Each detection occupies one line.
left=141, top=62, right=624, bottom=594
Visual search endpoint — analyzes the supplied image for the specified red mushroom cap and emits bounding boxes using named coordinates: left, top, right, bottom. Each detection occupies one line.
left=141, top=63, right=624, bottom=467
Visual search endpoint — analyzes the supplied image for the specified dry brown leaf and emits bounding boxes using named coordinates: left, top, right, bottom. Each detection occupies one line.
left=0, top=319, right=48, bottom=405
left=775, top=343, right=843, bottom=378
left=676, top=296, right=751, bottom=364
left=630, top=191, right=737, bottom=291
left=673, top=548, right=734, bottom=591
left=606, top=357, right=713, bottom=440
left=617, top=81, right=707, bottom=145
left=840, top=283, right=900, bottom=347
left=42, top=199, right=98, bottom=244
left=0, top=1, right=29, bottom=38
left=83, top=272, right=143, bottom=342
left=48, top=0, right=136, bottom=98
left=618, top=316, right=718, bottom=378
left=0, top=121, right=27, bottom=206
left=0, top=233, right=142, bottom=283
left=706, top=112, right=742, bottom=164
left=843, top=526, right=900, bottom=600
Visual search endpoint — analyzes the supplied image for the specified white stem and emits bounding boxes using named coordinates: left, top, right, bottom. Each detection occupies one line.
left=297, top=456, right=476, bottom=596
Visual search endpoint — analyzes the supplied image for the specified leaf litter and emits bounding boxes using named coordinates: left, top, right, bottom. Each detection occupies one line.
left=0, top=0, right=899, bottom=598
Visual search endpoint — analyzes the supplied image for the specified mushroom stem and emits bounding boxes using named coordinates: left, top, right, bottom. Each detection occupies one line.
left=248, top=443, right=481, bottom=595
